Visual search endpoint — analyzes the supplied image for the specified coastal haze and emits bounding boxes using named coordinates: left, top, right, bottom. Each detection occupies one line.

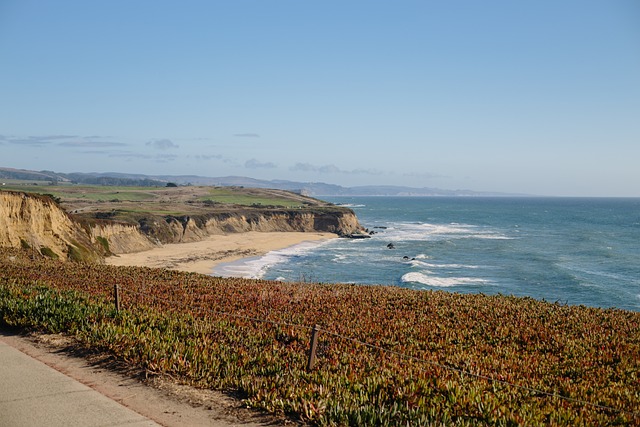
left=1, top=1, right=639, bottom=197
left=0, top=167, right=523, bottom=196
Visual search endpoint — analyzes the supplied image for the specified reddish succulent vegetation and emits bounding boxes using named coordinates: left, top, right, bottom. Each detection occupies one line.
left=1, top=248, right=638, bottom=426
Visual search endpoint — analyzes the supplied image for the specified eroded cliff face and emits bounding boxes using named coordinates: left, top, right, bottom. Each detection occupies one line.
left=89, top=221, right=156, bottom=254
left=1, top=191, right=364, bottom=258
left=200, top=210, right=361, bottom=236
left=128, top=209, right=363, bottom=248
left=0, top=191, right=101, bottom=261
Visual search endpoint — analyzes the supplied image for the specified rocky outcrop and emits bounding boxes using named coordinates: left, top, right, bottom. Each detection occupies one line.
left=1, top=191, right=364, bottom=258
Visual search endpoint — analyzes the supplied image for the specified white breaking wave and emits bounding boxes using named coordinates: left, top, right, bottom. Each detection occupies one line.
left=401, top=272, right=489, bottom=287
left=332, top=254, right=349, bottom=262
left=212, top=256, right=264, bottom=279
left=212, top=239, right=333, bottom=279
left=378, top=222, right=511, bottom=242
left=408, top=259, right=479, bottom=269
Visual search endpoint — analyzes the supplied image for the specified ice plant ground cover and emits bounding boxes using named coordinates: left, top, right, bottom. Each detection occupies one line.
left=0, top=249, right=638, bottom=426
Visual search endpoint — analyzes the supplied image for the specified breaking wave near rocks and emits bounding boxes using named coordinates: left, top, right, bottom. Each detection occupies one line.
left=401, top=272, right=489, bottom=288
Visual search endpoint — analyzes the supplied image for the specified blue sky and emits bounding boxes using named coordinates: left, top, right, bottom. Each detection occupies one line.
left=1, top=1, right=638, bottom=196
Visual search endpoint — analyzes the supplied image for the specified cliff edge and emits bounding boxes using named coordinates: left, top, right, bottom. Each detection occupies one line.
left=0, top=190, right=364, bottom=261
left=0, top=191, right=103, bottom=261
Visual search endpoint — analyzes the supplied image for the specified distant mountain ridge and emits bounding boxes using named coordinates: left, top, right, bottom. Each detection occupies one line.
left=0, top=167, right=523, bottom=197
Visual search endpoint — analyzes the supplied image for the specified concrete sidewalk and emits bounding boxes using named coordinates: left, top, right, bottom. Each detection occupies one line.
left=0, top=337, right=160, bottom=427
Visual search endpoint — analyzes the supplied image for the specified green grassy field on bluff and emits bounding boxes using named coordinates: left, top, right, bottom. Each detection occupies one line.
left=1, top=248, right=638, bottom=426
left=0, top=182, right=330, bottom=221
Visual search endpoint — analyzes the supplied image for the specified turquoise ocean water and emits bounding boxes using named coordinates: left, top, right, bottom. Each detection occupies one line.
left=213, top=197, right=640, bottom=312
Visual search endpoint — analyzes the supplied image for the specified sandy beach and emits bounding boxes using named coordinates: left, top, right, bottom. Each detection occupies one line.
left=104, top=231, right=336, bottom=275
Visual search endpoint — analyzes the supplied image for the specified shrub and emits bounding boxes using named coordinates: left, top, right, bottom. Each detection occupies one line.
left=95, top=236, right=110, bottom=254
left=39, top=247, right=59, bottom=259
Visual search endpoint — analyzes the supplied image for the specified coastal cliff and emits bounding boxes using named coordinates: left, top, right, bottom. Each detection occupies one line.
left=0, top=190, right=363, bottom=260
left=98, top=209, right=362, bottom=252
left=0, top=191, right=102, bottom=261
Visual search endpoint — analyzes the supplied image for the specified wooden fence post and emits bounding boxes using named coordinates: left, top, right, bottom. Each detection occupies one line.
left=307, top=324, right=320, bottom=371
left=114, top=284, right=121, bottom=313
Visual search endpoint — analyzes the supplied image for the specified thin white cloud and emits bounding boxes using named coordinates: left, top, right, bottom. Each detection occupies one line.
left=318, top=164, right=342, bottom=174
left=403, top=171, right=446, bottom=180
left=245, top=158, right=277, bottom=169
left=5, top=136, right=56, bottom=146
left=194, top=154, right=224, bottom=160
left=80, top=151, right=179, bottom=163
left=234, top=133, right=260, bottom=138
left=58, top=140, right=128, bottom=148
left=146, top=139, right=179, bottom=150
left=291, top=162, right=321, bottom=172
left=42, top=135, right=78, bottom=140
left=108, top=152, right=153, bottom=159
left=155, top=154, right=178, bottom=162
left=192, top=154, right=238, bottom=165
left=1, top=135, right=120, bottom=147
left=290, top=162, right=384, bottom=176
left=0, top=134, right=126, bottom=148
left=83, top=135, right=111, bottom=139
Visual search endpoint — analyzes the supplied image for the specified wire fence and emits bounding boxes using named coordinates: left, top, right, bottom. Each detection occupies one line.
left=111, top=283, right=638, bottom=418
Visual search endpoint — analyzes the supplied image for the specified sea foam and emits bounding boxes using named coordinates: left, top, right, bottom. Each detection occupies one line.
left=212, top=239, right=333, bottom=279
left=408, top=259, right=479, bottom=269
left=401, top=272, right=489, bottom=287
left=381, top=222, right=510, bottom=242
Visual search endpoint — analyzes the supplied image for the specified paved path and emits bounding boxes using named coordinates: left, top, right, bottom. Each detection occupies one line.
left=0, top=332, right=287, bottom=427
left=0, top=337, right=160, bottom=427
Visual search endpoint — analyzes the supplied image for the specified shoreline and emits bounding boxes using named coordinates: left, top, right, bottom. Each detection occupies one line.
left=104, top=231, right=337, bottom=275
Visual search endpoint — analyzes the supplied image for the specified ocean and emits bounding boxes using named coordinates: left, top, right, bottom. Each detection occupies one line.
left=213, top=197, right=640, bottom=312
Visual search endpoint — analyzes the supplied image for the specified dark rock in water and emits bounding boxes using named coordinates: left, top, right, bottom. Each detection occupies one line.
left=403, top=255, right=409, bottom=259
left=374, top=226, right=388, bottom=229
left=387, top=243, right=395, bottom=249
left=342, top=232, right=371, bottom=239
